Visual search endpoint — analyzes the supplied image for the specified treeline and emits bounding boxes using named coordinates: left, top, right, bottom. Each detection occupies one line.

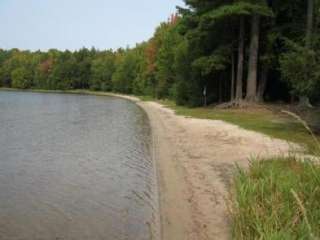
left=0, top=0, right=319, bottom=107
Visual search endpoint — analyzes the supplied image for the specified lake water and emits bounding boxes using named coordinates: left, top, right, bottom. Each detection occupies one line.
left=0, top=91, right=160, bottom=240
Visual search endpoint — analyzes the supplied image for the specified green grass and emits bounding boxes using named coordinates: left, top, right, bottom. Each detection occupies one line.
left=232, top=158, right=320, bottom=240
left=158, top=99, right=318, bottom=153
left=136, top=95, right=156, bottom=101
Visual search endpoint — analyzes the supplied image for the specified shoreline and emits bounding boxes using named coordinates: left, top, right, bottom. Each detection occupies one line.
left=138, top=101, right=296, bottom=240
left=0, top=88, right=296, bottom=239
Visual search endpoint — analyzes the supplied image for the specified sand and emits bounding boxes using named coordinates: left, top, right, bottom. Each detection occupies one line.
left=138, top=101, right=297, bottom=240
left=98, top=93, right=296, bottom=240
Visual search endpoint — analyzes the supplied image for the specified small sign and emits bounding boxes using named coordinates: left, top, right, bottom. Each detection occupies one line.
left=203, top=86, right=207, bottom=107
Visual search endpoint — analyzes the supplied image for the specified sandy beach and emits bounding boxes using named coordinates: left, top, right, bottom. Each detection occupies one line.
left=106, top=93, right=297, bottom=240
left=134, top=99, right=295, bottom=240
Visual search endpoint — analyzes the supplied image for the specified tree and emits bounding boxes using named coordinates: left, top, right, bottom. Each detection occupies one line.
left=11, top=67, right=32, bottom=89
left=245, top=13, right=260, bottom=101
left=72, top=48, right=92, bottom=89
left=306, top=0, right=314, bottom=48
left=236, top=16, right=245, bottom=101
left=34, top=56, right=54, bottom=89
left=0, top=0, right=318, bottom=108
left=299, top=0, right=315, bottom=107
left=279, top=0, right=319, bottom=107
left=280, top=41, right=320, bottom=103
left=90, top=51, right=115, bottom=91
left=155, top=20, right=182, bottom=98
left=112, top=48, right=141, bottom=94
left=245, top=1, right=273, bottom=102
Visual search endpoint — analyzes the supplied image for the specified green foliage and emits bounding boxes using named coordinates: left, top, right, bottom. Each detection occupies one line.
left=11, top=67, right=32, bottom=89
left=90, top=51, right=115, bottom=91
left=280, top=41, right=320, bottom=97
left=0, top=0, right=319, bottom=106
left=204, top=1, right=273, bottom=21
left=173, top=39, right=201, bottom=106
left=192, top=46, right=229, bottom=76
left=112, top=48, right=141, bottom=94
left=233, top=158, right=320, bottom=239
left=155, top=23, right=182, bottom=98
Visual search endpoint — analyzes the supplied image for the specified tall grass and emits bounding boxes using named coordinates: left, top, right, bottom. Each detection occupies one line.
left=232, top=158, right=320, bottom=239
left=232, top=112, right=320, bottom=240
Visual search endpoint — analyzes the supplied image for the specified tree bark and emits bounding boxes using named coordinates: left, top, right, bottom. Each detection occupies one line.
left=315, top=0, right=320, bottom=36
left=230, top=51, right=235, bottom=101
left=299, top=0, right=314, bottom=107
left=219, top=75, right=223, bottom=103
left=246, top=14, right=260, bottom=102
left=306, top=0, right=314, bottom=48
left=235, top=16, right=245, bottom=101
left=257, top=66, right=268, bottom=101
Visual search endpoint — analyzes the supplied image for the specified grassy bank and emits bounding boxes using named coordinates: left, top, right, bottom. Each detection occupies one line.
left=232, top=158, right=320, bottom=239
left=158, top=99, right=319, bottom=153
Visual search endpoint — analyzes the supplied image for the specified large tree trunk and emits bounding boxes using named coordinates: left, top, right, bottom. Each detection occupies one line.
left=306, top=0, right=314, bottom=48
left=315, top=0, right=320, bottom=35
left=235, top=16, right=245, bottom=101
left=219, top=75, right=223, bottom=103
left=246, top=14, right=260, bottom=102
left=230, top=51, right=235, bottom=101
left=257, top=66, right=268, bottom=101
left=299, top=0, right=314, bottom=107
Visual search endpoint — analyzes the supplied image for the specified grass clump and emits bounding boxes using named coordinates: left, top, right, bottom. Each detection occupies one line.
left=232, top=158, right=320, bottom=240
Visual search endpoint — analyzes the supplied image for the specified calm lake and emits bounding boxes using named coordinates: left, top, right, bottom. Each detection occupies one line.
left=0, top=91, right=160, bottom=240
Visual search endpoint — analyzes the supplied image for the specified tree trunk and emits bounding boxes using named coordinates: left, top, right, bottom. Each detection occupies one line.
left=219, top=75, right=223, bottom=103
left=235, top=16, right=245, bottom=101
left=306, top=0, right=314, bottom=48
left=315, top=0, right=320, bottom=36
left=231, top=51, right=235, bottom=101
left=257, top=66, right=268, bottom=101
left=246, top=14, right=260, bottom=102
left=299, top=0, right=314, bottom=107
left=299, top=96, right=313, bottom=108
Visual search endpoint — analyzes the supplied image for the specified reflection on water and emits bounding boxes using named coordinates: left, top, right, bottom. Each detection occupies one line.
left=0, top=91, right=159, bottom=240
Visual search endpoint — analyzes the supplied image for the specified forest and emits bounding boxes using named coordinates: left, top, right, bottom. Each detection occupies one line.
left=0, top=0, right=319, bottom=107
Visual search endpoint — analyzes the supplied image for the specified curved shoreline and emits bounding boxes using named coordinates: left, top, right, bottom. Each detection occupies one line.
left=0, top=89, right=295, bottom=240
left=135, top=100, right=294, bottom=240
left=135, top=100, right=295, bottom=240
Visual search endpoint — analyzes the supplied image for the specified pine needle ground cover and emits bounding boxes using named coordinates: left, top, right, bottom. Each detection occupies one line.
left=232, top=158, right=320, bottom=240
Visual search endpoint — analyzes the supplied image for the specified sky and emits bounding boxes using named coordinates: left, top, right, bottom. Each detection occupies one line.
left=0, top=0, right=185, bottom=51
